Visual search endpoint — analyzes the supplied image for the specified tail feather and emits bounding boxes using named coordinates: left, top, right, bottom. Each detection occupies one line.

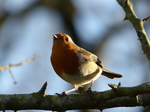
left=101, top=68, right=122, bottom=79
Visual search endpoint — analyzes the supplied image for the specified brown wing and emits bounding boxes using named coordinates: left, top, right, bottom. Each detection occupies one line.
left=77, top=48, right=103, bottom=66
left=77, top=48, right=122, bottom=79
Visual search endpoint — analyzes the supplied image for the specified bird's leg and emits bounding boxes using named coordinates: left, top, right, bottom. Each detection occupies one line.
left=84, top=81, right=94, bottom=99
left=63, top=86, right=78, bottom=94
left=85, top=80, right=94, bottom=94
left=56, top=85, right=78, bottom=96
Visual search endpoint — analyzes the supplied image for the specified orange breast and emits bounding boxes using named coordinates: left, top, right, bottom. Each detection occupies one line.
left=51, top=43, right=79, bottom=76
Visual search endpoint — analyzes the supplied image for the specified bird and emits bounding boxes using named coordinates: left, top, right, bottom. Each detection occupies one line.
left=50, top=33, right=122, bottom=94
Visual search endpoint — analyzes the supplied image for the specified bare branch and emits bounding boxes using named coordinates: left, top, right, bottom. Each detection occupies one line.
left=0, top=82, right=150, bottom=111
left=142, top=16, right=150, bottom=22
left=0, top=56, right=38, bottom=71
left=0, top=56, right=38, bottom=84
left=117, top=0, right=150, bottom=61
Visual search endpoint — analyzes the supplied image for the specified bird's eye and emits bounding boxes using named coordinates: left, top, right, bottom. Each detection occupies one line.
left=65, top=38, right=69, bottom=42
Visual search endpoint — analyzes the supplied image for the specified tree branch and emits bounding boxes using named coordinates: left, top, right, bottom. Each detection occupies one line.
left=0, top=82, right=150, bottom=111
left=117, top=0, right=150, bottom=61
left=0, top=56, right=38, bottom=71
left=0, top=56, right=38, bottom=84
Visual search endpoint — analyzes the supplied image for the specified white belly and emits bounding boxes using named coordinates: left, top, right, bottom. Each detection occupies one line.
left=60, top=62, right=102, bottom=87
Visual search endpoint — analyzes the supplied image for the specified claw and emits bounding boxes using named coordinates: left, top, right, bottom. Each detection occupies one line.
left=55, top=92, right=67, bottom=96
left=84, top=87, right=93, bottom=99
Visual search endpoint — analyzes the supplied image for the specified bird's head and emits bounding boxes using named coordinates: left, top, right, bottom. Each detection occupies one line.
left=52, top=33, right=78, bottom=50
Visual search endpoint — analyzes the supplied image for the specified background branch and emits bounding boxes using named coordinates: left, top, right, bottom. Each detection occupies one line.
left=0, top=56, right=37, bottom=71
left=0, top=56, right=38, bottom=84
left=117, top=0, right=150, bottom=61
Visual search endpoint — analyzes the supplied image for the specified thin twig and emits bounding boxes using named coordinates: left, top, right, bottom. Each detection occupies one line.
left=0, top=56, right=38, bottom=71
left=142, top=16, right=150, bottom=22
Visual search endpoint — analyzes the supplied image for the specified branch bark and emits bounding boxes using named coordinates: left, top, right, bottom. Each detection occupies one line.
left=116, top=0, right=150, bottom=61
left=1, top=82, right=150, bottom=111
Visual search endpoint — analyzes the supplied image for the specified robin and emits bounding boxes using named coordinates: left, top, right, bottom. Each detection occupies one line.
left=51, top=33, right=122, bottom=94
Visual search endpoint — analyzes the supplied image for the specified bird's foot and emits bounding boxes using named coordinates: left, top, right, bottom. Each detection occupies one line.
left=55, top=92, right=67, bottom=96
left=84, top=87, right=94, bottom=99
left=85, top=87, right=93, bottom=94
